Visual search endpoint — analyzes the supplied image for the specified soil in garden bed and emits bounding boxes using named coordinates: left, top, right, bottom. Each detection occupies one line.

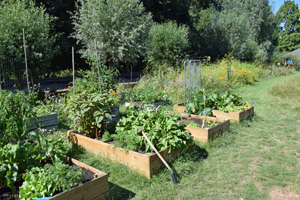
left=0, top=163, right=95, bottom=200
left=177, top=117, right=220, bottom=129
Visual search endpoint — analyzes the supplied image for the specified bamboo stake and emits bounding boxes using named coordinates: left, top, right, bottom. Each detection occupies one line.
left=72, top=47, right=75, bottom=94
left=94, top=40, right=102, bottom=94
left=131, top=64, right=134, bottom=103
left=22, top=28, right=30, bottom=92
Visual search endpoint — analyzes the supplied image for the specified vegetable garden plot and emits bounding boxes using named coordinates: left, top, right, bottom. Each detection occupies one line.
left=211, top=106, right=254, bottom=125
left=67, top=131, right=181, bottom=179
left=177, top=113, right=230, bottom=142
left=49, top=158, right=109, bottom=200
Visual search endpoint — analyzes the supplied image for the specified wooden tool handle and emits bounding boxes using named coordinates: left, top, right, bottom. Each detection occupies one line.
left=139, top=129, right=172, bottom=172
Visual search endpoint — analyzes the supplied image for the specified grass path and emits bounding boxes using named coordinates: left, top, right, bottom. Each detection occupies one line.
left=69, top=72, right=300, bottom=200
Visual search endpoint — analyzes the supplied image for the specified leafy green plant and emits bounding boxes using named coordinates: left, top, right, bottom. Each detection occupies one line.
left=185, top=89, right=244, bottom=116
left=65, top=92, right=114, bottom=138
left=0, top=132, right=70, bottom=195
left=114, top=109, right=193, bottom=153
left=219, top=104, right=249, bottom=112
left=124, top=86, right=168, bottom=104
left=187, top=123, right=199, bottom=128
left=102, top=130, right=113, bottom=142
left=0, top=90, right=38, bottom=144
left=19, top=161, right=84, bottom=199
left=201, top=119, right=219, bottom=128
left=74, top=67, right=120, bottom=94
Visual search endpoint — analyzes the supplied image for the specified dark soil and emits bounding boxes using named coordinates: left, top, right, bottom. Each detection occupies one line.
left=0, top=162, right=95, bottom=200
left=177, top=117, right=220, bottom=129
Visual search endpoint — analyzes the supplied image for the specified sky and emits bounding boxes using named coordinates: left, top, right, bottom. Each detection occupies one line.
left=270, top=0, right=299, bottom=14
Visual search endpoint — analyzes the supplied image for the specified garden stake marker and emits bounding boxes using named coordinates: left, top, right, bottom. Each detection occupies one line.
left=94, top=39, right=102, bottom=94
left=138, top=129, right=178, bottom=184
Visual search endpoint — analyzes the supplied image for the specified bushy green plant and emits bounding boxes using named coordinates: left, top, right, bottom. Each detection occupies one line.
left=185, top=90, right=244, bottom=116
left=124, top=86, right=168, bottom=104
left=145, top=21, right=189, bottom=64
left=114, top=109, right=193, bottom=153
left=0, top=0, right=56, bottom=78
left=72, top=0, right=152, bottom=68
left=0, top=132, right=70, bottom=195
left=74, top=67, right=120, bottom=94
left=0, top=90, right=37, bottom=144
left=65, top=92, right=114, bottom=138
left=19, top=161, right=84, bottom=199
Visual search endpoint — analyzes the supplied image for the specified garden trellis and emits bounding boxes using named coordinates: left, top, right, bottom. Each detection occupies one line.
left=0, top=57, right=27, bottom=92
left=184, top=59, right=201, bottom=104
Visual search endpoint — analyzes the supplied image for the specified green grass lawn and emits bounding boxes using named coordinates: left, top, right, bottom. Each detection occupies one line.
left=66, top=71, right=300, bottom=200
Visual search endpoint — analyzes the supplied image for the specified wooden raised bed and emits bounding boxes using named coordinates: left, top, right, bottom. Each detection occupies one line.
left=50, top=157, right=109, bottom=200
left=67, top=131, right=181, bottom=179
left=174, top=105, right=254, bottom=125
left=173, top=104, right=186, bottom=113
left=178, top=113, right=230, bottom=143
left=28, top=112, right=58, bottom=132
left=211, top=107, right=254, bottom=124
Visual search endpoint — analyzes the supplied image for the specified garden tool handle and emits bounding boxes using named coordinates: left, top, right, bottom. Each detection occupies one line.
left=138, top=129, right=173, bottom=172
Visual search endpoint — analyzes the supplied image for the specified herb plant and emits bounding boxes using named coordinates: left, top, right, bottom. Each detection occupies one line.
left=114, top=109, right=193, bottom=153
left=65, top=92, right=114, bottom=138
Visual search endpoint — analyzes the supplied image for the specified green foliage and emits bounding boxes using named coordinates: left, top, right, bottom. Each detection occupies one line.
left=201, top=119, right=219, bottom=128
left=185, top=90, right=244, bottom=116
left=72, top=0, right=152, bottom=68
left=0, top=0, right=56, bottom=77
left=124, top=86, right=168, bottom=104
left=74, top=67, right=119, bottom=94
left=65, top=92, right=114, bottom=138
left=0, top=90, right=37, bottom=144
left=19, top=161, right=83, bottom=199
left=102, top=130, right=113, bottom=142
left=275, top=0, right=300, bottom=52
left=114, top=109, right=193, bottom=153
left=211, top=0, right=275, bottom=62
left=187, top=122, right=199, bottom=128
left=145, top=21, right=189, bottom=64
left=219, top=105, right=249, bottom=112
left=0, top=132, right=70, bottom=195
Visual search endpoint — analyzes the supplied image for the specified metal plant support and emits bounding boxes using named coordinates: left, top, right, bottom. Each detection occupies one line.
left=184, top=59, right=201, bottom=104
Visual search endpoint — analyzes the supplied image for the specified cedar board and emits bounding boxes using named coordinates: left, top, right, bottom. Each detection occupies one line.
left=178, top=113, right=230, bottom=143
left=50, top=157, right=109, bottom=200
left=212, top=107, right=254, bottom=124
left=67, top=131, right=181, bottom=179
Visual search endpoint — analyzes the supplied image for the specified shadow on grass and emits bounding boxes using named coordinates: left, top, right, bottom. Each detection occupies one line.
left=107, top=182, right=136, bottom=200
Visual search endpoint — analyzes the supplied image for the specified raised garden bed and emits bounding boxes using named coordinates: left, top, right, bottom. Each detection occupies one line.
left=67, top=131, right=181, bottom=179
left=50, top=157, right=109, bottom=200
left=27, top=112, right=58, bottom=132
left=125, top=101, right=166, bottom=108
left=211, top=106, right=254, bottom=124
left=177, top=113, right=230, bottom=142
left=1, top=158, right=109, bottom=200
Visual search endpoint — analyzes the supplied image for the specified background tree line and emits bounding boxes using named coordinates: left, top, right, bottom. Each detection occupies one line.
left=0, top=0, right=299, bottom=77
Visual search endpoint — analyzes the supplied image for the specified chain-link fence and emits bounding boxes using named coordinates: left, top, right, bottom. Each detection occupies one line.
left=0, top=57, right=27, bottom=92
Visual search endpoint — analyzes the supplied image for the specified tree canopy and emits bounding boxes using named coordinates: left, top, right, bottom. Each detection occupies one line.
left=0, top=0, right=56, bottom=78
left=72, top=0, right=152, bottom=69
left=275, top=0, right=300, bottom=52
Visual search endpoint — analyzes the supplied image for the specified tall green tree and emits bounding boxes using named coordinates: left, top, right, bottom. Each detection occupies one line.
left=213, top=0, right=275, bottom=62
left=275, top=0, right=300, bottom=52
left=35, top=0, right=89, bottom=73
left=145, top=21, right=189, bottom=63
left=72, top=0, right=152, bottom=69
left=0, top=0, right=56, bottom=79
